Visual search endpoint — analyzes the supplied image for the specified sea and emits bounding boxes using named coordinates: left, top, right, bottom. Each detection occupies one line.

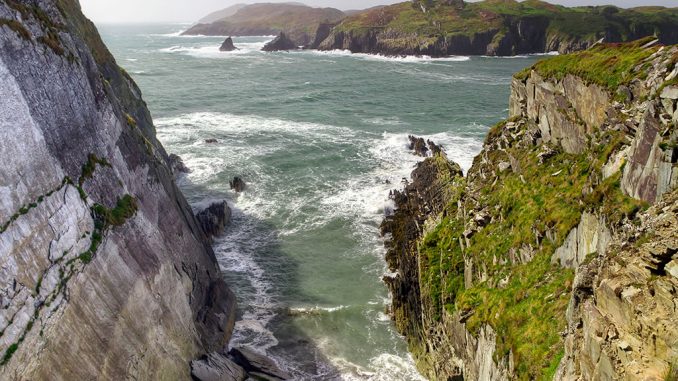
left=97, top=23, right=544, bottom=380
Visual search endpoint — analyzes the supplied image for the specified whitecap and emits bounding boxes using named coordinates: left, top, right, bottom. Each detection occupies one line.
left=302, top=49, right=471, bottom=63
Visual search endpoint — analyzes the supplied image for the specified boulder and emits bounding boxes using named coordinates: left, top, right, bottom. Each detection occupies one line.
left=191, top=352, right=247, bottom=381
left=261, top=32, right=298, bottom=52
left=219, top=37, right=238, bottom=52
left=197, top=201, right=232, bottom=239
left=168, top=154, right=191, bottom=177
left=229, top=347, right=291, bottom=380
left=230, top=177, right=246, bottom=193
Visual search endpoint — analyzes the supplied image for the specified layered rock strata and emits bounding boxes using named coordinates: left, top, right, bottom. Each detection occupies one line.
left=0, top=0, right=235, bottom=379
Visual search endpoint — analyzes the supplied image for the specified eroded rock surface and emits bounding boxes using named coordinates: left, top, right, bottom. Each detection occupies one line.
left=197, top=201, right=232, bottom=240
left=384, top=42, right=678, bottom=380
left=0, top=1, right=235, bottom=379
left=262, top=32, right=298, bottom=52
left=220, top=37, right=237, bottom=52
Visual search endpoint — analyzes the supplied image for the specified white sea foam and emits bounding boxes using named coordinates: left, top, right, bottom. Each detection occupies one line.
left=156, top=111, right=483, bottom=379
left=304, top=49, right=471, bottom=63
left=288, top=305, right=350, bottom=315
left=481, top=51, right=560, bottom=59
left=158, top=41, right=271, bottom=58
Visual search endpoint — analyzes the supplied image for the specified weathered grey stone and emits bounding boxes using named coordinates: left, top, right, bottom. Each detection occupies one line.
left=191, top=352, right=247, bottom=381
left=562, top=74, right=610, bottom=130
left=621, top=105, right=665, bottom=203
left=0, top=1, right=236, bottom=379
left=229, top=347, right=291, bottom=380
left=552, top=213, right=611, bottom=268
left=660, top=86, right=678, bottom=100
left=197, top=201, right=232, bottom=240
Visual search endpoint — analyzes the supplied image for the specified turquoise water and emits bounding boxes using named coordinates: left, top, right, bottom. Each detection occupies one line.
left=98, top=24, right=542, bottom=380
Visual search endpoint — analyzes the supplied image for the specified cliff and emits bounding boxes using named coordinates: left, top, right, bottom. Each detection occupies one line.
left=384, top=38, right=677, bottom=380
left=183, top=3, right=345, bottom=47
left=316, top=0, right=678, bottom=57
left=0, top=0, right=235, bottom=379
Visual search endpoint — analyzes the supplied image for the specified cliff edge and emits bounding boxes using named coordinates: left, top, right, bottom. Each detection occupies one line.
left=317, top=0, right=678, bottom=57
left=384, top=38, right=677, bottom=380
left=0, top=0, right=235, bottom=379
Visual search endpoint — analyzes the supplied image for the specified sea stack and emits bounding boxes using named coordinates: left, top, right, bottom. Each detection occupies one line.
left=262, top=32, right=298, bottom=52
left=219, top=36, right=238, bottom=51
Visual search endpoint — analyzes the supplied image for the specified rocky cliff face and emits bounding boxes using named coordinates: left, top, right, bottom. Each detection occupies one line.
left=385, top=40, right=677, bottom=380
left=0, top=0, right=235, bottom=379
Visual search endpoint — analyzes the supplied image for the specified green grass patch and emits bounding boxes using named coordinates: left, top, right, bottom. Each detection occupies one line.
left=1, top=343, right=19, bottom=366
left=417, top=123, right=643, bottom=379
left=526, top=37, right=658, bottom=90
left=79, top=153, right=111, bottom=187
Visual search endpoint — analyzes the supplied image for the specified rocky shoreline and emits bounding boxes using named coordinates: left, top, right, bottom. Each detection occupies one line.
left=381, top=41, right=678, bottom=380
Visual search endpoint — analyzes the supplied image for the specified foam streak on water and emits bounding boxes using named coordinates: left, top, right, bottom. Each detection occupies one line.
left=101, top=23, right=542, bottom=380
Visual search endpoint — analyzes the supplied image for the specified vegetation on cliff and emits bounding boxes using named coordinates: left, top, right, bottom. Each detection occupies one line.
left=183, top=3, right=345, bottom=46
left=387, top=40, right=677, bottom=380
left=320, top=0, right=678, bottom=56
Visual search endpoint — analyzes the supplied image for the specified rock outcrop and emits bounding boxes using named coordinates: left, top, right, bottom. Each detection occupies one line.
left=317, top=1, right=678, bottom=57
left=230, top=347, right=292, bottom=380
left=191, top=352, right=247, bottom=381
left=0, top=1, right=235, bottom=379
left=169, top=153, right=191, bottom=177
left=385, top=40, right=678, bottom=380
left=191, top=347, right=291, bottom=381
left=219, top=36, right=237, bottom=52
left=230, top=176, right=246, bottom=192
left=197, top=201, right=232, bottom=240
left=262, top=32, right=298, bottom=52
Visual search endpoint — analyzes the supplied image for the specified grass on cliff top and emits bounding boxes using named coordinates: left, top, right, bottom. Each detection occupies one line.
left=335, top=1, right=678, bottom=43
left=418, top=122, right=645, bottom=379
left=516, top=37, right=659, bottom=89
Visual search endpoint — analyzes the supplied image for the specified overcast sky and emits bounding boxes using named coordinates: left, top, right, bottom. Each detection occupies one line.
left=79, top=0, right=678, bottom=24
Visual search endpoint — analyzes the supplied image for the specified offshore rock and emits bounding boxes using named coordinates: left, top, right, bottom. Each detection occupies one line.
left=219, top=37, right=238, bottom=52
left=408, top=135, right=429, bottom=157
left=0, top=1, right=236, bottom=379
left=262, top=32, right=298, bottom=52
left=230, top=176, right=246, bottom=192
left=197, top=201, right=232, bottom=240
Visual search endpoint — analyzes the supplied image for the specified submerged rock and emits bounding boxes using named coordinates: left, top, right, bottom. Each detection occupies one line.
left=230, top=177, right=246, bottom=193
left=220, top=37, right=238, bottom=52
left=262, top=32, right=298, bottom=52
left=197, top=201, right=232, bottom=239
left=191, top=352, right=247, bottom=381
left=229, top=347, right=291, bottom=380
left=205, top=138, right=219, bottom=144
left=168, top=154, right=191, bottom=177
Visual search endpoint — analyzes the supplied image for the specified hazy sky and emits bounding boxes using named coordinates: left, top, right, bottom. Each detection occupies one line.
left=80, top=0, right=678, bottom=23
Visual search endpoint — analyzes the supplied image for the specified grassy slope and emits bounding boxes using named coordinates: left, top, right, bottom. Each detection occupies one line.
left=516, top=36, right=663, bottom=89
left=417, top=42, right=656, bottom=379
left=188, top=4, right=345, bottom=38
left=334, top=0, right=678, bottom=42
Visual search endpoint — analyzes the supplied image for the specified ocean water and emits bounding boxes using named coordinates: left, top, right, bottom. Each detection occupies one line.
left=98, top=24, right=543, bottom=380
